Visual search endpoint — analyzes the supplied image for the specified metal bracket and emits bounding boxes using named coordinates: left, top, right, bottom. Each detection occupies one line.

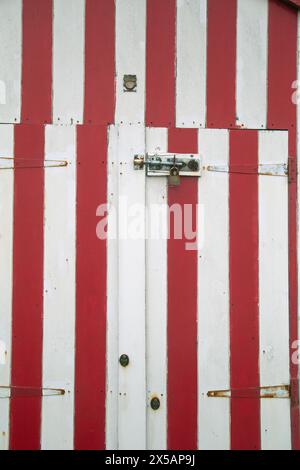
left=207, top=384, right=290, bottom=399
left=0, top=385, right=65, bottom=398
left=134, top=153, right=202, bottom=177
left=0, top=157, right=68, bottom=170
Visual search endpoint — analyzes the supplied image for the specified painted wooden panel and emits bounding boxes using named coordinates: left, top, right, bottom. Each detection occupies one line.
left=0, top=1, right=22, bottom=123
left=176, top=0, right=207, bottom=128
left=259, top=130, right=290, bottom=450
left=53, top=0, right=85, bottom=124
left=0, top=125, right=14, bottom=450
left=42, top=125, right=76, bottom=450
left=197, top=129, right=230, bottom=450
left=145, top=128, right=168, bottom=450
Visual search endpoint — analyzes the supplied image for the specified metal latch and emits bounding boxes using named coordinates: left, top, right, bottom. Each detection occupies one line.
left=0, top=385, right=65, bottom=398
left=134, top=153, right=202, bottom=187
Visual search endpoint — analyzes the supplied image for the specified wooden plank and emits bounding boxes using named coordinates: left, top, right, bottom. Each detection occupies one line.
left=206, top=0, right=237, bottom=128
left=75, top=125, right=107, bottom=450
left=167, top=128, right=198, bottom=450
left=106, top=125, right=119, bottom=450
left=198, top=129, right=230, bottom=450
left=84, top=0, right=115, bottom=125
left=117, top=124, right=146, bottom=450
left=268, top=0, right=299, bottom=449
left=21, top=0, right=52, bottom=124
left=229, top=130, right=260, bottom=450
left=176, top=0, right=207, bottom=128
left=145, top=127, right=168, bottom=450
left=146, top=0, right=176, bottom=127
left=42, top=125, right=76, bottom=450
left=236, top=0, right=268, bottom=128
left=53, top=0, right=85, bottom=124
left=259, top=130, right=291, bottom=450
left=115, top=0, right=146, bottom=124
left=10, top=124, right=45, bottom=450
left=0, top=125, right=14, bottom=450
left=0, top=0, right=22, bottom=123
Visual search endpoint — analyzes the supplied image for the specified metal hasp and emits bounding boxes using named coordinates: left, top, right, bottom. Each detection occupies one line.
left=133, top=153, right=202, bottom=187
left=0, top=386, right=65, bottom=399
left=207, top=384, right=291, bottom=399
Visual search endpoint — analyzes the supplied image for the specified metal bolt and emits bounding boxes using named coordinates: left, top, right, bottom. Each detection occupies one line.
left=188, top=159, right=199, bottom=171
left=119, top=354, right=129, bottom=367
left=150, top=397, right=160, bottom=411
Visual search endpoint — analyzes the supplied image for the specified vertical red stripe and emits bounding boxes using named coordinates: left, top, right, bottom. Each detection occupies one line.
left=10, top=125, right=45, bottom=450
left=206, top=0, right=237, bottom=129
left=229, top=130, right=260, bottom=450
left=146, top=0, right=176, bottom=127
left=167, top=128, right=198, bottom=450
left=21, top=0, right=52, bottom=124
left=75, top=125, right=107, bottom=450
left=84, top=0, right=115, bottom=125
left=268, top=0, right=300, bottom=449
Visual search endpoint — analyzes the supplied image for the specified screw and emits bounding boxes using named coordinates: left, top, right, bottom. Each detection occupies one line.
left=188, top=159, right=199, bottom=171
left=150, top=397, right=160, bottom=410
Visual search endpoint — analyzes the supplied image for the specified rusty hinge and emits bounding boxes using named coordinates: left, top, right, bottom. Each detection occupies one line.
left=207, top=384, right=290, bottom=399
left=207, top=159, right=297, bottom=184
left=0, top=157, right=68, bottom=170
left=0, top=386, right=65, bottom=398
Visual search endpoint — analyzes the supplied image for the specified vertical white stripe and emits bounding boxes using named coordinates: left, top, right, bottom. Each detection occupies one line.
left=115, top=0, right=146, bottom=124
left=117, top=125, right=146, bottom=449
left=259, top=130, right=291, bottom=450
left=0, top=125, right=14, bottom=450
left=176, top=0, right=207, bottom=128
left=106, top=125, right=119, bottom=450
left=41, top=125, right=76, bottom=450
left=53, top=0, right=85, bottom=124
left=197, top=129, right=230, bottom=450
left=297, top=10, right=300, bottom=421
left=145, top=128, right=168, bottom=450
left=0, top=0, right=22, bottom=123
left=236, top=0, right=268, bottom=129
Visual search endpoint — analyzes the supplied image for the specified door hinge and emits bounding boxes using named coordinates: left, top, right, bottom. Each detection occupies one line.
left=0, top=157, right=68, bottom=170
left=0, top=385, right=65, bottom=398
left=207, top=384, right=290, bottom=399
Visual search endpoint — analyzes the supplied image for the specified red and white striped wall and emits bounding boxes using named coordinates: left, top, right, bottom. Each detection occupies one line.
left=0, top=0, right=299, bottom=450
